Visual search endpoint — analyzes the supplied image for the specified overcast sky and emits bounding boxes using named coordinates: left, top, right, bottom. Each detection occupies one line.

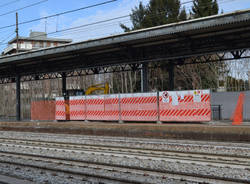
left=0, top=0, right=249, bottom=52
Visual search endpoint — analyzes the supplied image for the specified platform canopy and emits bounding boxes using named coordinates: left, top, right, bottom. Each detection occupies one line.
left=0, top=8, right=250, bottom=78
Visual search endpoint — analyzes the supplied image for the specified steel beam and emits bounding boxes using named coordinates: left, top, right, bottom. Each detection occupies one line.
left=16, top=75, right=21, bottom=121
left=141, top=63, right=149, bottom=92
left=0, top=49, right=250, bottom=84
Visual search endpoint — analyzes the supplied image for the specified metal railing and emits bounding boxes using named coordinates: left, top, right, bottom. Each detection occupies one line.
left=211, top=105, right=222, bottom=120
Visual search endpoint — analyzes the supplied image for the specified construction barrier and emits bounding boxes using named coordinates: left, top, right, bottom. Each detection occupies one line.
left=31, top=100, right=55, bottom=121
left=69, top=96, right=85, bottom=120
left=159, top=90, right=211, bottom=122
left=86, top=95, right=105, bottom=120
left=52, top=89, right=211, bottom=122
left=55, top=97, right=66, bottom=120
left=120, top=93, right=158, bottom=121
left=103, top=94, right=120, bottom=121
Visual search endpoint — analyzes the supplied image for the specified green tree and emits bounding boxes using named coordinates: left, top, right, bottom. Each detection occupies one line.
left=120, top=2, right=148, bottom=32
left=119, top=0, right=187, bottom=91
left=188, top=0, right=221, bottom=90
left=121, top=0, right=187, bottom=32
left=191, top=0, right=219, bottom=18
left=119, top=0, right=222, bottom=91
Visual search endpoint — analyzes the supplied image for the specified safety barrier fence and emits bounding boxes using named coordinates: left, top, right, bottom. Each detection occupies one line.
left=31, top=100, right=56, bottom=121
left=55, top=89, right=211, bottom=122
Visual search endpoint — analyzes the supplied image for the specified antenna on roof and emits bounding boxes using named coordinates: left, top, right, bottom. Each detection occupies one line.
left=56, top=15, right=59, bottom=32
left=15, top=12, right=19, bottom=53
left=45, top=18, right=47, bottom=33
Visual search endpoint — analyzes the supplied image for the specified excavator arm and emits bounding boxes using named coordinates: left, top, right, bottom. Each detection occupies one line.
left=85, top=82, right=109, bottom=95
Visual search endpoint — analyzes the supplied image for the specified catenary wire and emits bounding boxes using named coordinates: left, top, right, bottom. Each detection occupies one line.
left=0, top=0, right=117, bottom=30
left=39, top=0, right=239, bottom=38
left=0, top=0, right=48, bottom=17
left=0, top=0, right=20, bottom=9
left=0, top=33, right=15, bottom=43
left=0, top=0, right=229, bottom=31
left=0, top=0, right=242, bottom=46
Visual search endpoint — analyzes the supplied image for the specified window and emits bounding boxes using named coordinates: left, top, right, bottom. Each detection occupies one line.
left=34, top=42, right=39, bottom=48
left=39, top=41, right=43, bottom=48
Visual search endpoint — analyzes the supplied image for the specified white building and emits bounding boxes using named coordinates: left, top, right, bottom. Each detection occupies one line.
left=3, top=31, right=72, bottom=55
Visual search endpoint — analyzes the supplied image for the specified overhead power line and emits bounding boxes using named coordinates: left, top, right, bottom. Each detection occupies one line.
left=0, top=0, right=234, bottom=31
left=0, top=0, right=117, bottom=30
left=43, top=0, right=237, bottom=37
left=0, top=32, right=15, bottom=44
left=0, top=0, right=48, bottom=17
left=0, top=0, right=240, bottom=46
left=0, top=0, right=20, bottom=9
left=49, top=15, right=129, bottom=36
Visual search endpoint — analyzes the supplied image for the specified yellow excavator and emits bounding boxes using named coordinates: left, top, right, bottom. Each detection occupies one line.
left=64, top=82, right=109, bottom=120
left=66, top=82, right=110, bottom=96
left=85, top=82, right=109, bottom=95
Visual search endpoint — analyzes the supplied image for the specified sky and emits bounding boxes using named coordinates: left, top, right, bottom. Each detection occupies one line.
left=0, top=0, right=249, bottom=52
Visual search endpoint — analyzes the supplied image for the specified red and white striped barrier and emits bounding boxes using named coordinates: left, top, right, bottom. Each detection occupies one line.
left=55, top=97, right=66, bottom=120
left=69, top=96, right=85, bottom=120
left=56, top=89, right=211, bottom=122
left=86, top=95, right=105, bottom=120
left=159, top=90, right=211, bottom=122
left=103, top=94, right=119, bottom=121
left=120, top=93, right=158, bottom=121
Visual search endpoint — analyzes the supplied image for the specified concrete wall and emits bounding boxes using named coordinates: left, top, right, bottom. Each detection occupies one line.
left=211, top=91, right=250, bottom=120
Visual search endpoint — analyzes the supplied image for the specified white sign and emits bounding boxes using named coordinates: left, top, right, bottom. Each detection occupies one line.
left=162, top=91, right=169, bottom=103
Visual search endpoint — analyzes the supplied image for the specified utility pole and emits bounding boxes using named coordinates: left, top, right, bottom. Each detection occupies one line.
left=15, top=12, right=19, bottom=53
left=15, top=12, right=21, bottom=121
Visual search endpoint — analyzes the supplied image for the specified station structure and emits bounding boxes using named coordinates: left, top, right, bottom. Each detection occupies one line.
left=0, top=9, right=250, bottom=121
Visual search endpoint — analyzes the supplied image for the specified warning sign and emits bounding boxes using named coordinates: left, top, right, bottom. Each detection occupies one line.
left=193, top=90, right=201, bottom=102
left=162, top=91, right=169, bottom=103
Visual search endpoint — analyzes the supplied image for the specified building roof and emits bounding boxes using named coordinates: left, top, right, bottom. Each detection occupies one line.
left=0, top=8, right=250, bottom=78
left=8, top=31, right=72, bottom=44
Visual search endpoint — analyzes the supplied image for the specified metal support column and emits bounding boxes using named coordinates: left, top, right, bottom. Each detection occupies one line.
left=141, top=63, right=149, bottom=92
left=62, top=72, right=67, bottom=97
left=16, top=75, right=21, bottom=121
left=61, top=72, right=69, bottom=120
left=169, top=64, right=174, bottom=90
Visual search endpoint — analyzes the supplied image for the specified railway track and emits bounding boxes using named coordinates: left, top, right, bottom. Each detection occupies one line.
left=1, top=134, right=250, bottom=153
left=2, top=132, right=250, bottom=148
left=0, top=151, right=245, bottom=184
left=0, top=138, right=249, bottom=169
left=0, top=133, right=249, bottom=183
left=0, top=132, right=250, bottom=151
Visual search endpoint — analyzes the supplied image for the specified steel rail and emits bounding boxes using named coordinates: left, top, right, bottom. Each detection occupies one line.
left=0, top=150, right=247, bottom=184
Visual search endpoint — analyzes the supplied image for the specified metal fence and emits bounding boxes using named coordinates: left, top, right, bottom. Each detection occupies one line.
left=211, top=105, right=222, bottom=120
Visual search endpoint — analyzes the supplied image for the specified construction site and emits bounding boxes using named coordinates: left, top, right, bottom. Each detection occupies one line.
left=0, top=0, right=249, bottom=183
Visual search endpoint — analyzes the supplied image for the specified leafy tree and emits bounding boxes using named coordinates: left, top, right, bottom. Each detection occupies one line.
left=119, top=0, right=222, bottom=91
left=191, top=0, right=219, bottom=18
left=120, top=0, right=188, bottom=91
left=120, top=2, right=148, bottom=32
left=121, top=0, right=187, bottom=32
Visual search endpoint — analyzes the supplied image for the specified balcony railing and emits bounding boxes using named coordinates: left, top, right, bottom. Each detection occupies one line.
left=3, top=43, right=33, bottom=54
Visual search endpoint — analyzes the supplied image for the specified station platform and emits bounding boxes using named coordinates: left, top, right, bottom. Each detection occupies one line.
left=0, top=121, right=249, bottom=142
